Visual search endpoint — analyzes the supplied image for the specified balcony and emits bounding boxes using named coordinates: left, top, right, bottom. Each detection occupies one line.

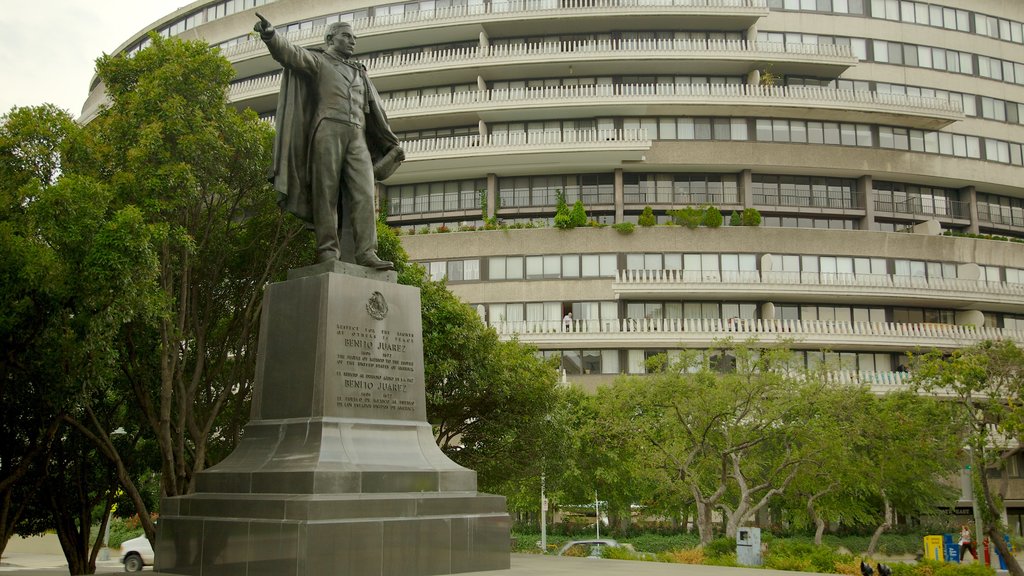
left=612, top=269, right=1024, bottom=310
left=492, top=316, right=1022, bottom=352
left=372, top=83, right=962, bottom=130
left=220, top=0, right=770, bottom=66
left=874, top=198, right=971, bottom=220
left=390, top=129, right=652, bottom=182
left=226, top=39, right=858, bottom=99
left=754, top=193, right=863, bottom=210
left=367, top=40, right=855, bottom=86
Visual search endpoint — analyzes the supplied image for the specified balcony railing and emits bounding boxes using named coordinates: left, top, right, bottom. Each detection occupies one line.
left=377, top=83, right=962, bottom=117
left=613, top=268, right=1024, bottom=298
left=978, top=208, right=1024, bottom=228
left=874, top=199, right=971, bottom=219
left=623, top=191, right=740, bottom=205
left=492, top=317, right=1022, bottom=347
left=219, top=0, right=769, bottom=61
left=358, top=39, right=853, bottom=75
left=401, top=128, right=651, bottom=156
left=754, top=193, right=863, bottom=210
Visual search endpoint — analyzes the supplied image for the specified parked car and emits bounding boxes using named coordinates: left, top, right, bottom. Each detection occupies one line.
left=119, top=535, right=154, bottom=572
left=556, top=539, right=623, bottom=558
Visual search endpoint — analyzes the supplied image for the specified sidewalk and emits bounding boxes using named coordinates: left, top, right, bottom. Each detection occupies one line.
left=0, top=552, right=814, bottom=576
left=0, top=553, right=124, bottom=574
left=2, top=550, right=1020, bottom=576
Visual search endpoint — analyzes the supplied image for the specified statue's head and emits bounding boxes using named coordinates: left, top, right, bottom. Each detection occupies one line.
left=326, top=21, right=357, bottom=57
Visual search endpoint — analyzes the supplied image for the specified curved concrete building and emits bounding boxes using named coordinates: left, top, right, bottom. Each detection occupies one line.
left=93, top=0, right=1024, bottom=527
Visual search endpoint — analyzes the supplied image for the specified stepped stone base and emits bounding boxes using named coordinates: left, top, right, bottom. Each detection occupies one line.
left=156, top=491, right=509, bottom=576
left=155, top=267, right=510, bottom=576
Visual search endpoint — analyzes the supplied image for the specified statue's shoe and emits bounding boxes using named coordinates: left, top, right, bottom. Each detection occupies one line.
left=358, top=256, right=395, bottom=271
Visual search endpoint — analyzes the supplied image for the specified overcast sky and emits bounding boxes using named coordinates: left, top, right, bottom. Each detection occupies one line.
left=2, top=1, right=189, bottom=118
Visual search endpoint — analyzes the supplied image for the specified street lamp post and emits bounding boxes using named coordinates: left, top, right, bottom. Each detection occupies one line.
left=99, top=427, right=127, bottom=561
left=540, top=473, right=547, bottom=552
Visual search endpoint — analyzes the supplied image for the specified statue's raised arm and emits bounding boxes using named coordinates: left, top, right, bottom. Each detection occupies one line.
left=253, top=12, right=274, bottom=36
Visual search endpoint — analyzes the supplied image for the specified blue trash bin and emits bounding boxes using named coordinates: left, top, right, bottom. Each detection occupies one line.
left=943, top=534, right=960, bottom=563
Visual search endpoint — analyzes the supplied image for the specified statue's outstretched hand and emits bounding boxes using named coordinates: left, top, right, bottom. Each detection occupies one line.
left=254, top=12, right=274, bottom=35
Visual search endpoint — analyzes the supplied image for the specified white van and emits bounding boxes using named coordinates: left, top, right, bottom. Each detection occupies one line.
left=119, top=535, right=154, bottom=572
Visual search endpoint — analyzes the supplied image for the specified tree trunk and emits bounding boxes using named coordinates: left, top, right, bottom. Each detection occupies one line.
left=986, top=526, right=1022, bottom=576
left=695, top=500, right=715, bottom=545
left=978, top=458, right=1024, bottom=576
left=866, top=492, right=892, bottom=556
left=806, top=489, right=831, bottom=546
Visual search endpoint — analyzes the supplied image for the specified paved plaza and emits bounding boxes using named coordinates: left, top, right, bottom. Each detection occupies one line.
left=0, top=535, right=1012, bottom=576
left=0, top=551, right=821, bottom=576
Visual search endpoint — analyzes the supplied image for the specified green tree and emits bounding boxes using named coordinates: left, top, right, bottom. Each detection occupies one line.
left=702, top=206, right=723, bottom=228
left=669, top=206, right=702, bottom=229
left=0, top=105, right=79, bottom=557
left=861, top=391, right=961, bottom=554
left=86, top=34, right=308, bottom=541
left=554, top=189, right=572, bottom=229
left=638, top=206, right=656, bottom=227
left=740, top=207, right=762, bottom=226
left=0, top=105, right=164, bottom=572
left=778, top=382, right=961, bottom=549
left=913, top=341, right=1024, bottom=576
left=569, top=200, right=588, bottom=228
left=560, top=384, right=659, bottom=533
left=601, top=342, right=827, bottom=544
left=780, top=385, right=877, bottom=545
left=377, top=226, right=563, bottom=491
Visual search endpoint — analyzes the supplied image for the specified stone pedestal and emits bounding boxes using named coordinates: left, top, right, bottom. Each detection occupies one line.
left=155, top=262, right=511, bottom=576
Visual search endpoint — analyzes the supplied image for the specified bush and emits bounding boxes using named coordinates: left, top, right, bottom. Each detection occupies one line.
left=570, top=200, right=588, bottom=227
left=890, top=558, right=995, bottom=576
left=602, top=545, right=655, bottom=561
left=638, top=206, right=656, bottom=227
left=669, top=206, right=703, bottom=229
left=621, top=532, right=700, bottom=553
left=765, top=540, right=854, bottom=573
left=705, top=553, right=739, bottom=566
left=740, top=207, right=762, bottom=226
left=730, top=211, right=741, bottom=226
left=702, top=205, right=723, bottom=228
left=106, top=515, right=148, bottom=548
left=554, top=189, right=572, bottom=229
left=660, top=548, right=705, bottom=564
left=612, top=222, right=635, bottom=234
left=705, top=536, right=737, bottom=558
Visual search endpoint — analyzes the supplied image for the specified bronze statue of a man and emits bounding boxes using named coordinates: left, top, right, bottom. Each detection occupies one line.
left=255, top=13, right=404, bottom=270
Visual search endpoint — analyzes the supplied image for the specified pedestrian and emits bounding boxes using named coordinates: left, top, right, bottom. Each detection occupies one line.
left=959, top=524, right=977, bottom=562
left=563, top=312, right=573, bottom=332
